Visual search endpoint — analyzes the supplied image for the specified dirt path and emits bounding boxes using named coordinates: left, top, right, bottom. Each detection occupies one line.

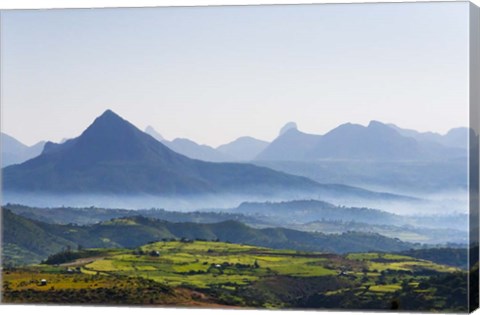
left=59, top=256, right=106, bottom=267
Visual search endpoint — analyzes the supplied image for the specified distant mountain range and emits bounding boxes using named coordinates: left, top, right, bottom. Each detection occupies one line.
left=145, top=121, right=469, bottom=163
left=4, top=119, right=467, bottom=168
left=145, top=126, right=268, bottom=162
left=256, top=127, right=320, bottom=161
left=1, top=133, right=45, bottom=167
left=2, top=110, right=325, bottom=196
left=6, top=203, right=467, bottom=245
left=388, top=124, right=468, bottom=149
left=217, top=136, right=269, bottom=161
left=256, top=121, right=467, bottom=162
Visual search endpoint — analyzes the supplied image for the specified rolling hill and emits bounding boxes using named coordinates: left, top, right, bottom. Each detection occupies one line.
left=2, top=208, right=416, bottom=265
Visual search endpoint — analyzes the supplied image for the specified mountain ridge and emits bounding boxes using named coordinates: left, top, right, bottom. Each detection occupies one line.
left=256, top=121, right=467, bottom=162
left=2, top=208, right=416, bottom=266
left=1, top=132, right=46, bottom=167
left=2, top=110, right=321, bottom=195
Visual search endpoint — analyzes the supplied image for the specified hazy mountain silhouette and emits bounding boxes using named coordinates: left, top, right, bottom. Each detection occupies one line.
left=145, top=125, right=164, bottom=141
left=145, top=125, right=230, bottom=162
left=279, top=122, right=298, bottom=135
left=256, top=121, right=466, bottom=161
left=2, top=110, right=323, bottom=195
left=1, top=132, right=45, bottom=167
left=217, top=136, right=269, bottom=161
left=256, top=123, right=321, bottom=161
left=307, top=121, right=466, bottom=160
left=164, top=138, right=231, bottom=162
left=388, top=124, right=468, bottom=149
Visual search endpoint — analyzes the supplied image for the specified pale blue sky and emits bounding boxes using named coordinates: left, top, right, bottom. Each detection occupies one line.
left=0, top=2, right=470, bottom=146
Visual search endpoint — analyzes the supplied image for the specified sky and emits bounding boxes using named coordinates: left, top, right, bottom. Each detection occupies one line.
left=0, top=2, right=470, bottom=147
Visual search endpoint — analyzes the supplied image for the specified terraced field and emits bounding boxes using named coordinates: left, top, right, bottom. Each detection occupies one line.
left=2, top=241, right=469, bottom=311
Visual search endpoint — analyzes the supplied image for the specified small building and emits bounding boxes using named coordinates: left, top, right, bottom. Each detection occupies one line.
left=149, top=250, right=161, bottom=257
left=39, top=279, right=47, bottom=286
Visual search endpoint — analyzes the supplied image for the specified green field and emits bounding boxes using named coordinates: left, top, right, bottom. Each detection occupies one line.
left=2, top=240, right=469, bottom=311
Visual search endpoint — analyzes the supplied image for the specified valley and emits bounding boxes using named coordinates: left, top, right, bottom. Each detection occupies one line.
left=2, top=240, right=472, bottom=311
left=1, top=110, right=474, bottom=311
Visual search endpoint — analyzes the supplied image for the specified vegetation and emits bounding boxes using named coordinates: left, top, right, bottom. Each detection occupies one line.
left=5, top=203, right=468, bottom=245
left=5, top=203, right=265, bottom=226
left=398, top=247, right=469, bottom=269
left=2, top=208, right=416, bottom=266
left=2, top=240, right=469, bottom=311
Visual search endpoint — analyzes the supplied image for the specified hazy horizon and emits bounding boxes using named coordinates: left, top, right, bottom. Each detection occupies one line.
left=1, top=111, right=469, bottom=148
left=1, top=2, right=470, bottom=147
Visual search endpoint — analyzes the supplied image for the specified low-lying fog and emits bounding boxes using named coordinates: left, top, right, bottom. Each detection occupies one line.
left=2, top=188, right=468, bottom=217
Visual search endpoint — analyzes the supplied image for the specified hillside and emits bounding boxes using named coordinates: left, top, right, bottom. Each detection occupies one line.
left=230, top=200, right=405, bottom=225
left=2, top=209, right=77, bottom=265
left=2, top=209, right=416, bottom=266
left=3, top=240, right=466, bottom=311
left=6, top=204, right=266, bottom=226
left=6, top=203, right=467, bottom=245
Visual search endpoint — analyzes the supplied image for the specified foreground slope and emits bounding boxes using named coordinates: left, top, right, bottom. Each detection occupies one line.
left=3, top=240, right=467, bottom=311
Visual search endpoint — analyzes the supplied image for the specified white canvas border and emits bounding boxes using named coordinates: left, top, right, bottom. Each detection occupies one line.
left=0, top=1, right=478, bottom=315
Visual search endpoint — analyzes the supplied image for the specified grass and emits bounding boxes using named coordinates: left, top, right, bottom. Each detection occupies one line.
left=2, top=240, right=465, bottom=309
left=369, top=284, right=402, bottom=293
left=82, top=241, right=337, bottom=287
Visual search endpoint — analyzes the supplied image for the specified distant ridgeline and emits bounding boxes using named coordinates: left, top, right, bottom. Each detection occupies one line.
left=2, top=206, right=469, bottom=269
left=2, top=110, right=468, bottom=196
left=3, top=207, right=418, bottom=266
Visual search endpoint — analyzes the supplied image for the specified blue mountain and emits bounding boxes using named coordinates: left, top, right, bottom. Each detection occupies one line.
left=2, top=110, right=321, bottom=195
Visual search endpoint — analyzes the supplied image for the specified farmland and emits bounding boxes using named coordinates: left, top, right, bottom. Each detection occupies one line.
left=1, top=240, right=469, bottom=311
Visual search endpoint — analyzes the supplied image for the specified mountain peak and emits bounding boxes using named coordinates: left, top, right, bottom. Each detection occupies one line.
left=94, top=109, right=124, bottom=124
left=368, top=120, right=386, bottom=128
left=279, top=122, right=298, bottom=136
left=82, top=110, right=132, bottom=136
left=145, top=125, right=164, bottom=141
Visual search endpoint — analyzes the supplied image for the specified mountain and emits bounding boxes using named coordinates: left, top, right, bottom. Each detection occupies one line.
left=388, top=124, right=469, bottom=149
left=257, top=121, right=466, bottom=162
left=164, top=138, right=231, bottom=162
left=279, top=122, right=298, bottom=135
left=2, top=110, right=322, bottom=195
left=2, top=208, right=415, bottom=265
left=256, top=123, right=321, bottom=161
left=145, top=125, right=164, bottom=141
left=145, top=125, right=231, bottom=162
left=306, top=121, right=465, bottom=161
left=217, top=136, right=269, bottom=161
left=1, top=132, right=45, bottom=167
